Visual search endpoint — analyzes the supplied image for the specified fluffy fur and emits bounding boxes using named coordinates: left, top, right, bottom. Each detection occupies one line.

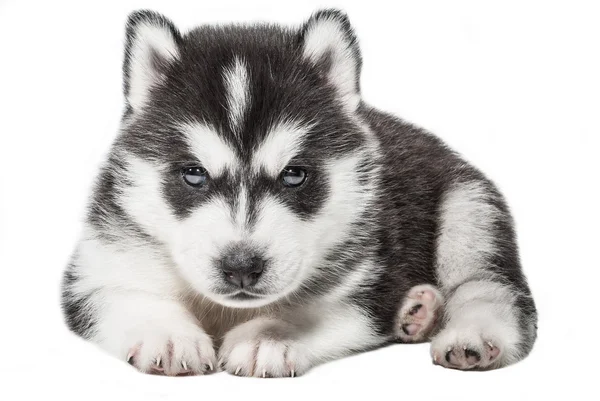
left=62, top=9, right=537, bottom=376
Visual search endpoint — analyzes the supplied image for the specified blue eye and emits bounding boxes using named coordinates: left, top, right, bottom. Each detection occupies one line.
left=281, top=167, right=307, bottom=187
left=182, top=166, right=208, bottom=187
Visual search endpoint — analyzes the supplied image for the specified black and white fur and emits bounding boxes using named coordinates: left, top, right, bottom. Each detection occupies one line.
left=62, top=9, right=537, bottom=376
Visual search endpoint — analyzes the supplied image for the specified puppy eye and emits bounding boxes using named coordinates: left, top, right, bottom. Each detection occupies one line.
left=182, top=166, right=208, bottom=187
left=280, top=167, right=307, bottom=187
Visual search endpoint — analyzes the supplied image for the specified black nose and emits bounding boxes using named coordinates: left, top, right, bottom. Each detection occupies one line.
left=220, top=246, right=265, bottom=288
left=222, top=266, right=263, bottom=288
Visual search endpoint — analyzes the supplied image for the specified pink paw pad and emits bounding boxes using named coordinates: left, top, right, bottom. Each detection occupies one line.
left=432, top=341, right=501, bottom=370
left=395, top=284, right=443, bottom=343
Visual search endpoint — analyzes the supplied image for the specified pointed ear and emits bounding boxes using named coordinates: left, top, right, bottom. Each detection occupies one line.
left=123, top=10, right=182, bottom=112
left=300, top=9, right=362, bottom=111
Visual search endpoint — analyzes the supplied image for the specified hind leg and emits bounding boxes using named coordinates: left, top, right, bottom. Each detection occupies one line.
left=430, top=181, right=537, bottom=370
left=430, top=281, right=523, bottom=370
left=395, top=284, right=443, bottom=343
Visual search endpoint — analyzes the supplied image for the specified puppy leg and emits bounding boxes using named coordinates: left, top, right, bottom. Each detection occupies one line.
left=62, top=239, right=217, bottom=376
left=431, top=281, right=516, bottom=369
left=64, top=286, right=217, bottom=376
left=219, top=304, right=384, bottom=377
left=430, top=181, right=537, bottom=370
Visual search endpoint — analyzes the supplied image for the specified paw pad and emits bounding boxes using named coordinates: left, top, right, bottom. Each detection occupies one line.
left=395, top=284, right=443, bottom=343
left=432, top=339, right=501, bottom=370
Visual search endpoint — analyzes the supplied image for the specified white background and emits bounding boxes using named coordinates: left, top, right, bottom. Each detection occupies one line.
left=0, top=0, right=598, bottom=399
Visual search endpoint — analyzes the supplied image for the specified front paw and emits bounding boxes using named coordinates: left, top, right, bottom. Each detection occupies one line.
left=219, top=318, right=309, bottom=378
left=123, top=320, right=216, bottom=376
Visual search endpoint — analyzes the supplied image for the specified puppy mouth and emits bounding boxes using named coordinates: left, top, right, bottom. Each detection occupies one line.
left=226, top=291, right=263, bottom=301
left=209, top=284, right=289, bottom=308
left=214, top=283, right=270, bottom=298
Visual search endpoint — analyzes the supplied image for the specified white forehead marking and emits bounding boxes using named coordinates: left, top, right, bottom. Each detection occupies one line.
left=235, top=184, right=248, bottom=228
left=223, top=57, right=250, bottom=136
left=178, top=121, right=238, bottom=175
left=251, top=120, right=312, bottom=176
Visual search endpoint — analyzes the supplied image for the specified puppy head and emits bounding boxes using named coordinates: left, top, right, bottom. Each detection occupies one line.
left=108, top=10, right=378, bottom=307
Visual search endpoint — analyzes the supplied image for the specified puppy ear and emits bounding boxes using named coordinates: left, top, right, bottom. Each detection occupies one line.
left=123, top=10, right=182, bottom=112
left=300, top=9, right=362, bottom=111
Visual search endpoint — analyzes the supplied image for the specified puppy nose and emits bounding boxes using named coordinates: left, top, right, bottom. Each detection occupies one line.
left=222, top=265, right=264, bottom=288
left=220, top=247, right=265, bottom=288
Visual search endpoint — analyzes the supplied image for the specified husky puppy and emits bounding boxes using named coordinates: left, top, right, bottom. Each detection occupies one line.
left=62, top=9, right=537, bottom=376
